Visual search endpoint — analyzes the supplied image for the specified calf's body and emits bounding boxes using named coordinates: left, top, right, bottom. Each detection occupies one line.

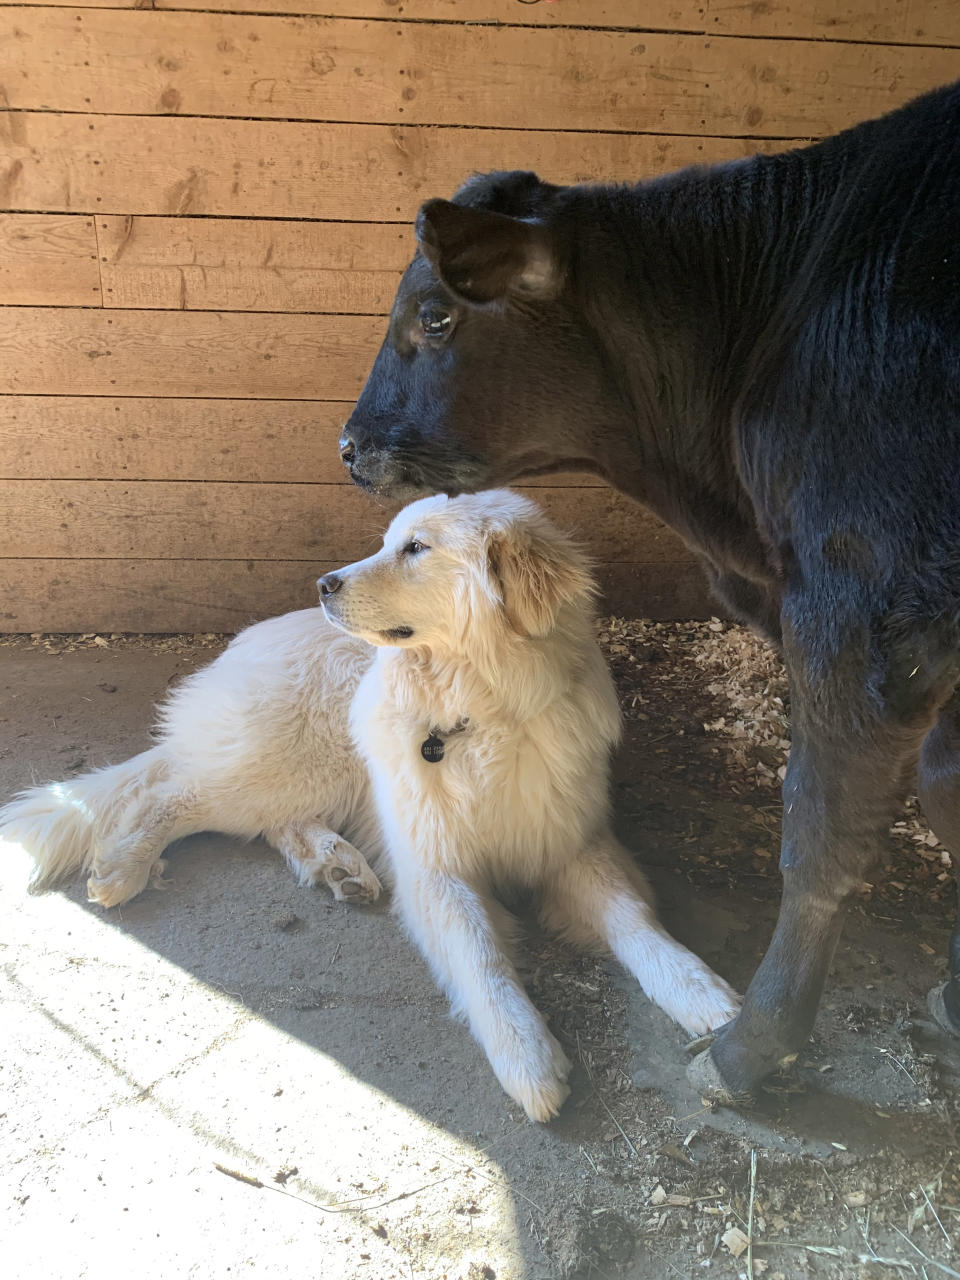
left=342, top=81, right=960, bottom=1101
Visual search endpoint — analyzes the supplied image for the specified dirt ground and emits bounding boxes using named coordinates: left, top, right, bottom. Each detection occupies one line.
left=2, top=621, right=959, bottom=1280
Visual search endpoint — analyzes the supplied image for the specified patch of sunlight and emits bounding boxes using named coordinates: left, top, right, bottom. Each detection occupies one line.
left=0, top=832, right=36, bottom=891
left=49, top=779, right=95, bottom=814
left=1, top=868, right=527, bottom=1279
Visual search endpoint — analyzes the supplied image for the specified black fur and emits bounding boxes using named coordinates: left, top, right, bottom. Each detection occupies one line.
left=343, top=82, right=960, bottom=1096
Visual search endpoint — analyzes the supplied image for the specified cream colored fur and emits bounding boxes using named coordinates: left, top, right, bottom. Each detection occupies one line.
left=1, top=490, right=738, bottom=1120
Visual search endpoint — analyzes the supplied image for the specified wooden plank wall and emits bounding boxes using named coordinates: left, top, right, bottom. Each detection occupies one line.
left=0, top=2, right=957, bottom=632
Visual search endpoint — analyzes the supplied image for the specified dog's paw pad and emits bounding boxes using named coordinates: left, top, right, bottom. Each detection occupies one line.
left=320, top=842, right=381, bottom=905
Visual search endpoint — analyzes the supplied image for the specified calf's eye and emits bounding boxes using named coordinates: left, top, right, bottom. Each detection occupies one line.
left=419, top=308, right=451, bottom=339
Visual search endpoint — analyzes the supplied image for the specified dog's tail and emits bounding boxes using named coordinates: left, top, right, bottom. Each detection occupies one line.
left=0, top=747, right=170, bottom=892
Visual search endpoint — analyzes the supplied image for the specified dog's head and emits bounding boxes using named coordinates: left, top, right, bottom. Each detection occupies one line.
left=319, top=489, right=596, bottom=649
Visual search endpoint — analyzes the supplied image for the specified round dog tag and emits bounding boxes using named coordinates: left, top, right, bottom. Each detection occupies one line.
left=421, top=733, right=445, bottom=763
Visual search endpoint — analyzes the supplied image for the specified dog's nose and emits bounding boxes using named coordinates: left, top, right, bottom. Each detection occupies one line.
left=339, top=435, right=356, bottom=466
left=319, top=573, right=343, bottom=598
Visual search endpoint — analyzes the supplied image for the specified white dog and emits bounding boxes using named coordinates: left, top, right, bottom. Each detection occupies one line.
left=1, top=490, right=738, bottom=1119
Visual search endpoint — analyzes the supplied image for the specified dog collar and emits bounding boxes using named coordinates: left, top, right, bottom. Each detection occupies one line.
left=421, top=716, right=470, bottom=764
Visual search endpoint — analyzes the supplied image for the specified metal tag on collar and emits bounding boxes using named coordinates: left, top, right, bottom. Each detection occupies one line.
left=421, top=733, right=446, bottom=764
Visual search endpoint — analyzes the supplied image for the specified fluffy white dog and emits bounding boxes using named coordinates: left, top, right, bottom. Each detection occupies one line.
left=1, top=489, right=738, bottom=1119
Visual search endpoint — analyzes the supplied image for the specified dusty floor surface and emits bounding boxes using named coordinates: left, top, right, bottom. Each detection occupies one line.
left=2, top=622, right=959, bottom=1280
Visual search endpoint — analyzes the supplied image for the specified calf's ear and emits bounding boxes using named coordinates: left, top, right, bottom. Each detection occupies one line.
left=487, top=526, right=594, bottom=638
left=416, top=199, right=556, bottom=304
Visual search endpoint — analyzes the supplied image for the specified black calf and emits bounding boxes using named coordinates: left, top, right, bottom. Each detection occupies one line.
left=342, top=81, right=960, bottom=1102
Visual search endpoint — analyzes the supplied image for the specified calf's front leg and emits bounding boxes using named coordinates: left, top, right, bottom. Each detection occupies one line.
left=917, top=695, right=960, bottom=1035
left=689, top=617, right=949, bottom=1103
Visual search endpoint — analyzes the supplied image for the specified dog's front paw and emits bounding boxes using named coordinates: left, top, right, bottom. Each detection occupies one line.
left=486, top=1022, right=572, bottom=1123
left=665, top=965, right=741, bottom=1038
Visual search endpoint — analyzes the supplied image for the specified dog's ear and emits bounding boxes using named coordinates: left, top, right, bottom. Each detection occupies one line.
left=487, top=526, right=594, bottom=637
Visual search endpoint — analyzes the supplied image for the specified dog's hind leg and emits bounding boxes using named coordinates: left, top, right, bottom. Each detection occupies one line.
left=540, top=831, right=741, bottom=1038
left=87, top=789, right=201, bottom=908
left=264, top=822, right=381, bottom=904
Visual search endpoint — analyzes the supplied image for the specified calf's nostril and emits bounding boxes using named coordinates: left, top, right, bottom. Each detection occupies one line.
left=319, top=573, right=343, bottom=597
left=339, top=436, right=356, bottom=466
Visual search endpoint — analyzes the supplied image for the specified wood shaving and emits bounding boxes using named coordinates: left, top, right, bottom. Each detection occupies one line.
left=596, top=616, right=955, bottom=905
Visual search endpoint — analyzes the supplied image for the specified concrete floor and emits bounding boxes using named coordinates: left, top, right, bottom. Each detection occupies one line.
left=2, top=637, right=958, bottom=1280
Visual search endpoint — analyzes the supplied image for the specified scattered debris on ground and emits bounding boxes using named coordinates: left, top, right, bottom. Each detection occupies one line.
left=0, top=632, right=228, bottom=656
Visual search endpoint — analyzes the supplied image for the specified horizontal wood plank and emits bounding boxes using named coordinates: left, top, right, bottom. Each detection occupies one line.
left=717, top=0, right=960, bottom=44
left=0, top=556, right=714, bottom=632
left=0, top=114, right=793, bottom=220
left=0, top=308, right=383, bottom=399
left=0, top=480, right=688, bottom=562
left=0, top=213, right=102, bottom=305
left=2, top=2, right=957, bottom=48
left=0, top=395, right=603, bottom=485
left=0, top=480, right=394, bottom=561
left=5, top=10, right=957, bottom=136
left=0, top=557, right=344, bottom=632
left=0, top=397, right=354, bottom=481
left=97, top=216, right=411, bottom=312
left=2, top=2, right=699, bottom=23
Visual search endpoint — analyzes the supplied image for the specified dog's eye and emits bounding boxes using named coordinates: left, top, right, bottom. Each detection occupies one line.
left=419, top=308, right=451, bottom=339
left=402, top=540, right=427, bottom=556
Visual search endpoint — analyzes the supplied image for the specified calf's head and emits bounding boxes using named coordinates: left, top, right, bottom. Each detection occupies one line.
left=341, top=171, right=625, bottom=501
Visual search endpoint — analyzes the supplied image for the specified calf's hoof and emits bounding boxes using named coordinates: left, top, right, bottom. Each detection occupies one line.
left=927, top=981, right=960, bottom=1037
left=686, top=1045, right=756, bottom=1109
